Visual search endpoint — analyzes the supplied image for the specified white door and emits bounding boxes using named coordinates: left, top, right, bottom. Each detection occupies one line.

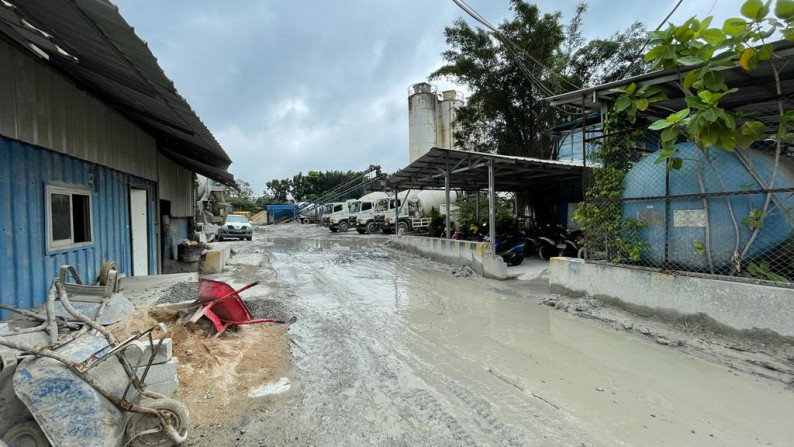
left=130, top=188, right=149, bottom=276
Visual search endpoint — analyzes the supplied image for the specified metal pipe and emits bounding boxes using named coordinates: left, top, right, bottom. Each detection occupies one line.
left=394, top=185, right=399, bottom=233
left=475, top=191, right=480, bottom=224
left=445, top=170, right=451, bottom=239
left=488, top=159, right=496, bottom=254
left=581, top=94, right=587, bottom=204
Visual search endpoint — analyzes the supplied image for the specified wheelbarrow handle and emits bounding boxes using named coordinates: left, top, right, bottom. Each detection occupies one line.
left=214, top=281, right=260, bottom=304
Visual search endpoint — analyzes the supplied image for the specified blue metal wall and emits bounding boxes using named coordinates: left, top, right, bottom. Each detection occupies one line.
left=0, top=136, right=158, bottom=316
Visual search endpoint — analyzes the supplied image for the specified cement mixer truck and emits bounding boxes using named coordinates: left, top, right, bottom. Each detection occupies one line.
left=195, top=175, right=230, bottom=242
left=355, top=190, right=457, bottom=234
left=328, top=192, right=389, bottom=232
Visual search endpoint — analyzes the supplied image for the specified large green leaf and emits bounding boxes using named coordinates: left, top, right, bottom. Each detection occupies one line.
left=740, top=0, right=769, bottom=20
left=649, top=119, right=674, bottom=130
left=614, top=95, right=631, bottom=112
left=723, top=17, right=748, bottom=36
left=644, top=45, right=665, bottom=61
left=700, top=28, right=726, bottom=45
left=702, top=71, right=725, bottom=90
left=775, top=0, right=794, bottom=20
left=677, top=55, right=704, bottom=66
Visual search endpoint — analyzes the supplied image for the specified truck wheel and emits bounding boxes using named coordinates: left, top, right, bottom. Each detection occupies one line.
left=338, top=221, right=349, bottom=232
left=396, top=221, right=409, bottom=234
left=366, top=222, right=376, bottom=234
left=3, top=421, right=48, bottom=447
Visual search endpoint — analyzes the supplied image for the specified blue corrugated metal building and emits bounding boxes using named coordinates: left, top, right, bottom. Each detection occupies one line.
left=0, top=1, right=235, bottom=317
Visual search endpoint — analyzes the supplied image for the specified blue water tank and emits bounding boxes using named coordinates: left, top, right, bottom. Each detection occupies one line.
left=622, top=142, right=793, bottom=269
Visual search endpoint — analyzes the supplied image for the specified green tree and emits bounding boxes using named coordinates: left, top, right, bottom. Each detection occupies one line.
left=265, top=170, right=362, bottom=202
left=227, top=180, right=255, bottom=201
left=431, top=1, right=651, bottom=157
left=265, top=178, right=291, bottom=202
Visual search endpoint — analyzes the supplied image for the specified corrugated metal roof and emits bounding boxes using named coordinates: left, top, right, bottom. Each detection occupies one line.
left=545, top=40, right=794, bottom=115
left=388, top=147, right=584, bottom=191
left=0, top=0, right=235, bottom=185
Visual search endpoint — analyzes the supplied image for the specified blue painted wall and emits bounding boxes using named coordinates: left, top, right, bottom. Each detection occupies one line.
left=0, top=136, right=158, bottom=316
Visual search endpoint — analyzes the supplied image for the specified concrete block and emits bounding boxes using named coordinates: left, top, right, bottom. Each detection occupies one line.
left=200, top=245, right=231, bottom=274
left=138, top=358, right=178, bottom=384
left=124, top=338, right=173, bottom=366
left=389, top=235, right=508, bottom=279
left=549, top=257, right=794, bottom=337
left=142, top=378, right=179, bottom=402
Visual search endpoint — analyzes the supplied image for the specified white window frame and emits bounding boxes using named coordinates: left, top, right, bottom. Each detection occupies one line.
left=45, top=184, right=94, bottom=252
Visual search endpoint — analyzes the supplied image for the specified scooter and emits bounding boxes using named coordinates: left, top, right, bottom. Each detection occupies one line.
left=496, top=237, right=527, bottom=266
left=537, top=224, right=586, bottom=260
left=559, top=227, right=586, bottom=258
left=536, top=224, right=561, bottom=261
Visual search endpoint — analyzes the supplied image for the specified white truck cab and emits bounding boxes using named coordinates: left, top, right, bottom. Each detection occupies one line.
left=328, top=200, right=358, bottom=232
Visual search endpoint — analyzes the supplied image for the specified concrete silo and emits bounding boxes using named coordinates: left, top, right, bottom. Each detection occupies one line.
left=436, top=90, right=464, bottom=150
left=408, top=83, right=465, bottom=163
left=408, top=83, right=438, bottom=163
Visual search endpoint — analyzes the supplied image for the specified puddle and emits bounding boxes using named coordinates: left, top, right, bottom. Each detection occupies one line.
left=248, top=377, right=291, bottom=397
left=399, top=267, right=794, bottom=447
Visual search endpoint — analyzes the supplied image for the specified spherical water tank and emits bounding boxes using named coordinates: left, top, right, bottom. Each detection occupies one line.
left=622, top=142, right=794, bottom=269
left=409, top=83, right=438, bottom=163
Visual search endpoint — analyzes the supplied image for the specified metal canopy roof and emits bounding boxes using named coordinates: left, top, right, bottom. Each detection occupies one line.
left=545, top=41, right=794, bottom=117
left=0, top=0, right=234, bottom=185
left=388, top=147, right=585, bottom=191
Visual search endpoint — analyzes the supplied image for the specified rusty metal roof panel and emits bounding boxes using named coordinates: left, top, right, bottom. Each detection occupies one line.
left=0, top=0, right=234, bottom=184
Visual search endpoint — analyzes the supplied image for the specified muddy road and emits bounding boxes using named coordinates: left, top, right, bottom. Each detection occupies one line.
left=206, top=224, right=794, bottom=447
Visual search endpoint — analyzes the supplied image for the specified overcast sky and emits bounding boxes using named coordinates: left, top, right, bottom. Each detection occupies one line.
left=114, top=0, right=742, bottom=193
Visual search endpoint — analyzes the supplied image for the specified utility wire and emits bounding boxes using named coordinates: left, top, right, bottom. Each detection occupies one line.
left=617, top=0, right=685, bottom=79
left=450, top=0, right=580, bottom=93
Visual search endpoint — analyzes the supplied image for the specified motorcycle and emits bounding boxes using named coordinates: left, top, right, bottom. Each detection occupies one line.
left=536, top=224, right=561, bottom=261
left=536, top=224, right=586, bottom=260
left=559, top=227, right=586, bottom=258
left=496, top=237, right=527, bottom=266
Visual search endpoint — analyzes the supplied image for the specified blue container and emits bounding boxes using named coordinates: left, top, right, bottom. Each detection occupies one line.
left=265, top=204, right=298, bottom=223
left=622, top=142, right=794, bottom=269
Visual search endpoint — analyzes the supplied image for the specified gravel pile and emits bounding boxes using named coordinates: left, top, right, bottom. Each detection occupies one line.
left=156, top=282, right=199, bottom=305
left=243, top=298, right=295, bottom=323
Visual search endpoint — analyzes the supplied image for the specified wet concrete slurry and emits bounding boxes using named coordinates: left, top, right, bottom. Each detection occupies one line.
left=218, top=225, right=794, bottom=446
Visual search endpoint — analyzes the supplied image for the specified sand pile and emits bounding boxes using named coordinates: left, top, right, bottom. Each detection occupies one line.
left=107, top=306, right=291, bottom=431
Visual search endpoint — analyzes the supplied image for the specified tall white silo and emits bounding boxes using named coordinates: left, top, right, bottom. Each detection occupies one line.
left=436, top=90, right=463, bottom=150
left=408, top=83, right=438, bottom=163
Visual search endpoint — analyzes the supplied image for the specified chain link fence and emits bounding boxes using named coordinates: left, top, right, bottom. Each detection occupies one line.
left=577, top=97, right=794, bottom=285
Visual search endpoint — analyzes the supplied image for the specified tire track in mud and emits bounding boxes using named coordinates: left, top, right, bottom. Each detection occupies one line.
left=257, top=239, right=593, bottom=446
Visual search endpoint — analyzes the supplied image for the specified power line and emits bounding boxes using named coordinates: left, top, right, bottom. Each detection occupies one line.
left=450, top=0, right=580, bottom=93
left=617, top=0, right=685, bottom=79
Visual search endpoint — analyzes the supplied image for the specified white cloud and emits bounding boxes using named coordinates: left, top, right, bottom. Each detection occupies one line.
left=115, top=0, right=745, bottom=192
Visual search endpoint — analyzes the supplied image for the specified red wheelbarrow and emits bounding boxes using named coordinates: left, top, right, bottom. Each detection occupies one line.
left=184, top=279, right=285, bottom=337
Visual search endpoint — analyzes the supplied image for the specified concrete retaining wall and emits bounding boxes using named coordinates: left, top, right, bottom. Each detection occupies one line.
left=549, top=257, right=794, bottom=337
left=389, top=235, right=508, bottom=279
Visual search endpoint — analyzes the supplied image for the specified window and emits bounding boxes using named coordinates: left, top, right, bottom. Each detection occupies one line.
left=362, top=202, right=372, bottom=211
left=226, top=215, right=248, bottom=223
left=46, top=185, right=93, bottom=251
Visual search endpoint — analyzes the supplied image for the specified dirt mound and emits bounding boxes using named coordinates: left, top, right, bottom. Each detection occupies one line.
left=107, top=306, right=291, bottom=436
